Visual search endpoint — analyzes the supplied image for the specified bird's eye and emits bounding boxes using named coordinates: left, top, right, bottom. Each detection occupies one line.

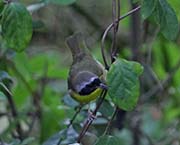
left=93, top=78, right=101, bottom=85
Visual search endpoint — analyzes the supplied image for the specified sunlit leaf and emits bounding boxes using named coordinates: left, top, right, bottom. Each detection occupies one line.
left=1, top=2, right=32, bottom=52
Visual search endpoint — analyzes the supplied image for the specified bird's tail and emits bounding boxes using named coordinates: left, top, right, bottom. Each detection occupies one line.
left=66, top=33, right=88, bottom=59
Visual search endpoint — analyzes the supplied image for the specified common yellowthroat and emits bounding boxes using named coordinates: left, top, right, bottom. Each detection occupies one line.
left=66, top=33, right=107, bottom=103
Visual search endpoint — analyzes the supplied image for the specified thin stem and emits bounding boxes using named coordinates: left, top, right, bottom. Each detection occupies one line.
left=118, top=5, right=141, bottom=23
left=0, top=112, right=8, bottom=117
left=101, top=25, right=112, bottom=70
left=67, top=105, right=83, bottom=128
left=25, top=112, right=37, bottom=137
left=110, top=0, right=117, bottom=62
left=77, top=90, right=107, bottom=143
left=141, top=59, right=180, bottom=102
left=103, top=106, right=118, bottom=135
left=0, top=83, right=23, bottom=139
left=117, top=0, right=120, bottom=30
left=94, top=90, right=107, bottom=113
left=101, top=5, right=141, bottom=69
left=111, top=0, right=121, bottom=62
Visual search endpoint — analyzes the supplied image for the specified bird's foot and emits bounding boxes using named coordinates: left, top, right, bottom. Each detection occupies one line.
left=87, top=110, right=96, bottom=122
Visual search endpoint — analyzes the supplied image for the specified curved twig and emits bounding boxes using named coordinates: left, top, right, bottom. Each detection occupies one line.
left=101, top=5, right=141, bottom=69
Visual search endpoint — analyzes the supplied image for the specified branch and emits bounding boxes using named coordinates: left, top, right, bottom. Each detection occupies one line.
left=0, top=112, right=8, bottom=117
left=26, top=63, right=48, bottom=136
left=77, top=90, right=107, bottom=143
left=67, top=105, right=83, bottom=128
left=129, top=1, right=141, bottom=61
left=103, top=106, right=118, bottom=135
left=141, top=59, right=180, bottom=102
left=101, top=5, right=141, bottom=69
left=0, top=83, right=23, bottom=140
left=111, top=0, right=120, bottom=62
left=70, top=3, right=133, bottom=51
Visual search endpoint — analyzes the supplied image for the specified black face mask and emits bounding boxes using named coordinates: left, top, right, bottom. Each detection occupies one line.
left=79, top=78, right=101, bottom=95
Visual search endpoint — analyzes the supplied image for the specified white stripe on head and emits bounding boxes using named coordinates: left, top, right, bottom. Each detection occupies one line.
left=76, top=76, right=98, bottom=92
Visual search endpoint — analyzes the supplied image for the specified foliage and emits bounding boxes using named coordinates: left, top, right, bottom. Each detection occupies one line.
left=0, top=0, right=180, bottom=145
left=107, top=58, right=143, bottom=111
left=142, top=0, right=179, bottom=40
left=1, top=2, right=32, bottom=52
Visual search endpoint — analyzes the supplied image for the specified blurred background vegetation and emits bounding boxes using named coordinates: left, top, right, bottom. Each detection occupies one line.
left=0, top=0, right=180, bottom=144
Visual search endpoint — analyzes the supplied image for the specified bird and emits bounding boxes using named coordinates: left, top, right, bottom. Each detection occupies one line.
left=66, top=33, right=107, bottom=103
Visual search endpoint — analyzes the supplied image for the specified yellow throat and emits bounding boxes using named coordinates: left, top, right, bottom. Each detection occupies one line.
left=69, top=88, right=103, bottom=103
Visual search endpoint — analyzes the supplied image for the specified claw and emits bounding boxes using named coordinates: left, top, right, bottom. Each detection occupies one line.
left=88, top=110, right=96, bottom=122
left=99, top=83, right=108, bottom=90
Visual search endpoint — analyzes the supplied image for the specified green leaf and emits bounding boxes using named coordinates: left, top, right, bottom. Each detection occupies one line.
left=141, top=0, right=157, bottom=19
left=154, top=0, right=179, bottom=40
left=107, top=58, right=143, bottom=111
left=1, top=2, right=33, bottom=52
left=0, top=0, right=4, bottom=14
left=45, top=0, right=76, bottom=5
left=94, top=135, right=120, bottom=145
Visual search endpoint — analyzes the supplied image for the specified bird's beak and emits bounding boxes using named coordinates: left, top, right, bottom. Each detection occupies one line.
left=99, top=83, right=108, bottom=90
